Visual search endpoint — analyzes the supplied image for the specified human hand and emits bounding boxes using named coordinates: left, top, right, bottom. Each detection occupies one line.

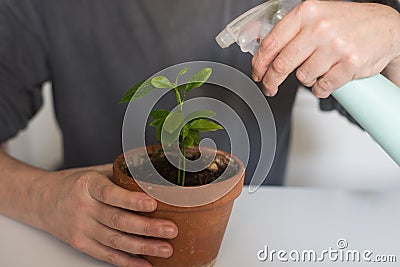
left=251, top=0, right=400, bottom=98
left=38, top=164, right=178, bottom=267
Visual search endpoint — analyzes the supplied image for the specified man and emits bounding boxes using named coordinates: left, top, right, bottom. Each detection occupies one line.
left=0, top=1, right=399, bottom=266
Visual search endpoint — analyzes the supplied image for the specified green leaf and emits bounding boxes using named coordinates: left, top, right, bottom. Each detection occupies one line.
left=181, top=124, right=190, bottom=139
left=188, top=129, right=200, bottom=144
left=175, top=68, right=189, bottom=92
left=120, top=80, right=149, bottom=103
left=183, top=110, right=216, bottom=123
left=163, top=110, right=184, bottom=134
left=184, top=68, right=212, bottom=94
left=151, top=76, right=174, bottom=89
left=149, top=118, right=164, bottom=127
left=153, top=117, right=168, bottom=141
left=119, top=79, right=155, bottom=103
left=150, top=109, right=170, bottom=120
left=189, top=118, right=223, bottom=132
left=156, top=122, right=163, bottom=141
left=178, top=68, right=188, bottom=76
left=161, top=128, right=180, bottom=146
left=183, top=136, right=194, bottom=148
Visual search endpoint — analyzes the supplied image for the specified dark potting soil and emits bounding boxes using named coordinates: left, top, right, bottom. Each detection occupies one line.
left=122, top=149, right=236, bottom=186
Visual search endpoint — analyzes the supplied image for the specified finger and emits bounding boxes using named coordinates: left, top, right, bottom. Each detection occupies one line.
left=71, top=236, right=152, bottom=267
left=252, top=3, right=302, bottom=81
left=87, top=173, right=158, bottom=212
left=261, top=31, right=316, bottom=96
left=95, top=202, right=178, bottom=239
left=312, top=62, right=354, bottom=98
left=296, top=48, right=339, bottom=88
left=90, top=221, right=174, bottom=258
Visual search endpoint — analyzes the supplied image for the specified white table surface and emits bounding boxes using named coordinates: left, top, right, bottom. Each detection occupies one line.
left=1, top=186, right=399, bottom=266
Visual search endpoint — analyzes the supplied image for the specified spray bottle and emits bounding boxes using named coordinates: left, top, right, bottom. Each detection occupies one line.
left=216, top=0, right=400, bottom=166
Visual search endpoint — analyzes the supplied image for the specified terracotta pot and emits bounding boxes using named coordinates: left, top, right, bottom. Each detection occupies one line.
left=112, top=145, right=245, bottom=267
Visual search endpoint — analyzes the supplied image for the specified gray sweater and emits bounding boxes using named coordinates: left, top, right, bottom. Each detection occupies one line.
left=1, top=0, right=396, bottom=185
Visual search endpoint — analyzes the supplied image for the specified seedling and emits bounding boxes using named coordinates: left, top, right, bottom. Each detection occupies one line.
left=120, top=68, right=223, bottom=186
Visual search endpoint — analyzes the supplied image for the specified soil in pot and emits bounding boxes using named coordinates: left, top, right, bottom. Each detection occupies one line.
left=122, top=147, right=236, bottom=186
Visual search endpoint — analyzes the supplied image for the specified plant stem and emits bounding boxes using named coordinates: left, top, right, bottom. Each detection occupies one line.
left=174, top=85, right=185, bottom=185
left=177, top=148, right=181, bottom=185
left=182, top=146, right=186, bottom=186
left=174, top=88, right=182, bottom=108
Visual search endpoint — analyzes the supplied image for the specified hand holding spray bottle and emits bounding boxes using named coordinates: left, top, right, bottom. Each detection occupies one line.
left=216, top=0, right=400, bottom=166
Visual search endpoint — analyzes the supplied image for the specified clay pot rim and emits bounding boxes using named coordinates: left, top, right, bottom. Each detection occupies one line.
left=113, top=145, right=245, bottom=211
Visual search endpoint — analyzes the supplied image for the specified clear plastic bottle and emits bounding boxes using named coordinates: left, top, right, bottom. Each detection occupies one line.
left=216, top=0, right=400, bottom=166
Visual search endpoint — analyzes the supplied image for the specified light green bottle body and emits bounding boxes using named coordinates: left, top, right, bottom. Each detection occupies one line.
left=332, top=75, right=400, bottom=166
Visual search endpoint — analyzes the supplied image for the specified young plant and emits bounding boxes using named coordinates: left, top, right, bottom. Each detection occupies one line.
left=120, top=68, right=223, bottom=186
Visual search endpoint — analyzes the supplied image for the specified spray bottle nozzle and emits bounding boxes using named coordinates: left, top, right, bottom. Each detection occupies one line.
left=215, top=29, right=235, bottom=48
left=215, top=0, right=301, bottom=55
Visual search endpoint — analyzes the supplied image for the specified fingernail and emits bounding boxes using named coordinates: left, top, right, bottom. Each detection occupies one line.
left=297, top=69, right=306, bottom=81
left=319, top=79, right=331, bottom=92
left=252, top=72, right=260, bottom=82
left=161, top=226, right=177, bottom=238
left=264, top=91, right=273, bottom=97
left=140, top=199, right=156, bottom=211
left=262, top=85, right=275, bottom=97
left=158, top=246, right=172, bottom=258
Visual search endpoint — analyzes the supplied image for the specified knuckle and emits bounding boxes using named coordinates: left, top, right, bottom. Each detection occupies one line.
left=110, top=212, right=126, bottom=229
left=271, top=57, right=289, bottom=75
left=315, top=19, right=332, bottom=33
left=143, top=220, right=152, bottom=236
left=261, top=33, right=278, bottom=52
left=253, top=58, right=265, bottom=75
left=344, top=53, right=363, bottom=69
left=75, top=171, right=102, bottom=196
left=100, top=184, right=114, bottom=203
left=136, top=242, right=147, bottom=255
left=108, top=234, right=122, bottom=249
left=298, top=0, right=319, bottom=17
left=75, top=172, right=92, bottom=191
left=103, top=253, right=117, bottom=265
left=333, top=37, right=351, bottom=54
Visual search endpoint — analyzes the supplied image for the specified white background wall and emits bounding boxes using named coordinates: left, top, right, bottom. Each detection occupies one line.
left=5, top=83, right=63, bottom=170
left=285, top=88, right=400, bottom=190
left=4, top=85, right=400, bottom=189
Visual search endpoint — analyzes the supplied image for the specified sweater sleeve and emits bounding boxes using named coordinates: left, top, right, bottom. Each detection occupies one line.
left=0, top=0, right=49, bottom=142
